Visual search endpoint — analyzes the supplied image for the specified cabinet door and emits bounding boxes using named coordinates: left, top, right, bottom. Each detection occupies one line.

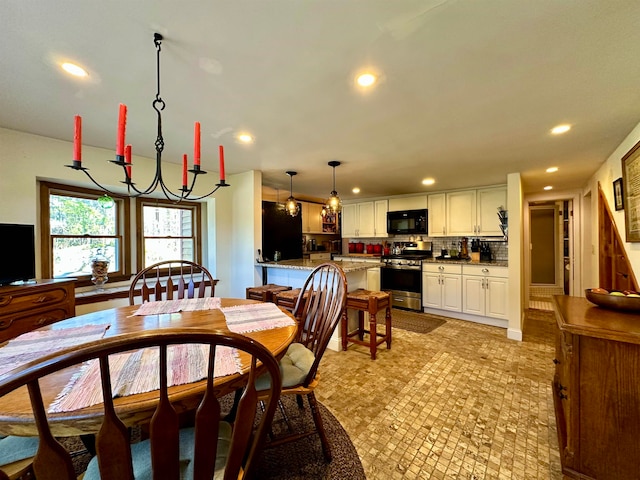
left=477, top=187, right=507, bottom=236
left=357, top=202, right=375, bottom=237
left=341, top=204, right=358, bottom=238
left=441, top=274, right=462, bottom=312
left=422, top=272, right=442, bottom=309
left=388, top=195, right=427, bottom=212
left=301, top=202, right=311, bottom=233
left=462, top=275, right=484, bottom=316
left=374, top=200, right=388, bottom=237
left=428, top=193, right=446, bottom=237
left=485, top=276, right=508, bottom=319
left=446, top=190, right=476, bottom=236
left=308, top=203, right=323, bottom=233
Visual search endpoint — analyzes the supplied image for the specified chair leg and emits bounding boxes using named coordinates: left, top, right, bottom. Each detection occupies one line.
left=307, top=392, right=332, bottom=462
left=223, top=388, right=244, bottom=422
left=296, top=394, right=304, bottom=408
left=277, top=399, right=294, bottom=432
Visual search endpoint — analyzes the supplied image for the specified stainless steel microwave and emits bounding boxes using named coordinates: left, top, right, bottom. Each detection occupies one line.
left=387, top=209, right=428, bottom=235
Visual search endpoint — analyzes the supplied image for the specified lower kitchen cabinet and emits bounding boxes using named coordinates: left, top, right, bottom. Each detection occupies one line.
left=462, top=265, right=508, bottom=320
left=422, top=263, right=462, bottom=312
left=552, top=295, right=640, bottom=480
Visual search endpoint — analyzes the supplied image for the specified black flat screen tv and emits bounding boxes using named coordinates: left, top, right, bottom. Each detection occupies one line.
left=0, top=223, right=36, bottom=286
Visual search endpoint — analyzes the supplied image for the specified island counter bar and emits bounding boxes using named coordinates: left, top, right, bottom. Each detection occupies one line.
left=256, top=259, right=383, bottom=351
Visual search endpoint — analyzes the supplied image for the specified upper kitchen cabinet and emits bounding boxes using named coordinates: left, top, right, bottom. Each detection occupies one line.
left=388, top=195, right=427, bottom=212
left=476, top=187, right=507, bottom=236
left=373, top=200, right=388, bottom=237
left=428, top=193, right=446, bottom=237
left=342, top=200, right=387, bottom=238
left=301, top=202, right=323, bottom=234
left=446, top=186, right=506, bottom=236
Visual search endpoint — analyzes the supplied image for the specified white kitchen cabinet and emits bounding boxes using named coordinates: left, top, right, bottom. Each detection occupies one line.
left=446, top=190, right=477, bottom=236
left=373, top=200, right=388, bottom=237
left=476, top=187, right=507, bottom=236
left=428, top=193, right=446, bottom=237
left=388, top=195, right=427, bottom=212
left=341, top=202, right=375, bottom=238
left=445, top=186, right=507, bottom=236
left=462, top=265, right=508, bottom=319
left=301, top=202, right=323, bottom=234
left=422, top=263, right=462, bottom=312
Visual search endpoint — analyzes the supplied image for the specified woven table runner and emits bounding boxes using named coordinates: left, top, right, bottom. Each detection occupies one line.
left=132, top=297, right=222, bottom=316
left=49, top=343, right=240, bottom=413
left=0, top=324, right=110, bottom=378
left=221, top=302, right=296, bottom=334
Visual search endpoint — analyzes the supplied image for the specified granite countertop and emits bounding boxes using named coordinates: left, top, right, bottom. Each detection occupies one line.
left=422, top=258, right=508, bottom=267
left=257, top=259, right=383, bottom=272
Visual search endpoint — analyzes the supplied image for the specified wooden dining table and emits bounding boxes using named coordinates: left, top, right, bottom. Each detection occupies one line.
left=0, top=298, right=297, bottom=437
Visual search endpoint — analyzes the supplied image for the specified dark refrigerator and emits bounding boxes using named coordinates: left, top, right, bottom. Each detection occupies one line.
left=262, top=201, right=303, bottom=261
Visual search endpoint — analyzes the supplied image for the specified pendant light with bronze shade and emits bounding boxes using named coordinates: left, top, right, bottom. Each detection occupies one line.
left=284, top=171, right=300, bottom=217
left=323, top=161, right=342, bottom=216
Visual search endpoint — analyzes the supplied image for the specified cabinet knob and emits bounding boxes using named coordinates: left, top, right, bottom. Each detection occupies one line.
left=553, top=358, right=560, bottom=364
left=438, top=266, right=444, bottom=271
left=559, top=392, right=568, bottom=400
left=482, top=268, right=489, bottom=273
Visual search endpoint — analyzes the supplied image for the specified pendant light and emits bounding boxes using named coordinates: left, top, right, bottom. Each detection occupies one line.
left=324, top=160, right=342, bottom=214
left=285, top=171, right=300, bottom=217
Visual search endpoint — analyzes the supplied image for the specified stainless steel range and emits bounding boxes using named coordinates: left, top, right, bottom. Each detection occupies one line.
left=381, top=241, right=432, bottom=311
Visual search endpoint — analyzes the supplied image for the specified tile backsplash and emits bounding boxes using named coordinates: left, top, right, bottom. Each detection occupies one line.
left=343, top=235, right=508, bottom=262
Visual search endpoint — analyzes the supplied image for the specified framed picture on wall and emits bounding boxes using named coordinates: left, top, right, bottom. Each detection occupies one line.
left=614, top=177, right=624, bottom=211
left=621, top=139, right=640, bottom=241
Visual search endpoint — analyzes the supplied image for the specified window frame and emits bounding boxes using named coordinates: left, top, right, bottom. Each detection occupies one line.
left=135, top=198, right=202, bottom=272
left=39, top=181, right=132, bottom=287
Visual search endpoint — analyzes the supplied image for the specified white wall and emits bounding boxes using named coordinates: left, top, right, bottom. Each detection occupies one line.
left=588, top=121, right=640, bottom=287
left=0, top=127, right=260, bottom=296
left=507, top=173, right=523, bottom=341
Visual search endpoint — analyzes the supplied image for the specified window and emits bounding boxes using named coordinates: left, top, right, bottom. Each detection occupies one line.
left=136, top=198, right=202, bottom=270
left=40, top=182, right=131, bottom=285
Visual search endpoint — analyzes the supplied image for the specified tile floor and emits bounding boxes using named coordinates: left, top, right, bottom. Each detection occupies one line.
left=316, top=308, right=562, bottom=479
left=529, top=286, right=565, bottom=311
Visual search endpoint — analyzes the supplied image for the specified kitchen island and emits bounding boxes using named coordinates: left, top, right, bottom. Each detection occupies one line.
left=256, top=259, right=383, bottom=351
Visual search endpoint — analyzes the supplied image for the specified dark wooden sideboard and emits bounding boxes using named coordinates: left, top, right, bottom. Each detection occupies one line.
left=552, top=295, right=640, bottom=480
left=0, top=279, right=76, bottom=343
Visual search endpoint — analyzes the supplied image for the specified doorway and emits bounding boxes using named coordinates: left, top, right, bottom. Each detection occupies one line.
left=527, top=199, right=574, bottom=310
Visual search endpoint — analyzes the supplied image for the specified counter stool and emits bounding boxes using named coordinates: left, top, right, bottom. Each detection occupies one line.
left=246, top=284, right=292, bottom=303
left=273, top=288, right=307, bottom=314
left=341, top=289, right=392, bottom=360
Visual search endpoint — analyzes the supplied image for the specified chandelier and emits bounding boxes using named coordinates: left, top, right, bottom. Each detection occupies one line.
left=67, top=33, right=230, bottom=201
left=284, top=171, right=300, bottom=217
left=323, top=160, right=342, bottom=215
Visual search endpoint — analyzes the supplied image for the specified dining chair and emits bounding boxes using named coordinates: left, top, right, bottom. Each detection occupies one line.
left=0, top=329, right=282, bottom=480
left=128, top=260, right=218, bottom=305
left=256, top=262, right=347, bottom=461
left=0, top=435, right=38, bottom=480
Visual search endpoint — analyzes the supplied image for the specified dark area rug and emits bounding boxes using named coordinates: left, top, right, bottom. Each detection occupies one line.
left=391, top=308, right=447, bottom=334
left=58, top=394, right=364, bottom=479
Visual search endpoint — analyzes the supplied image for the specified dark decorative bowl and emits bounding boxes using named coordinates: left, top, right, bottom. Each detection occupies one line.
left=585, top=288, right=640, bottom=312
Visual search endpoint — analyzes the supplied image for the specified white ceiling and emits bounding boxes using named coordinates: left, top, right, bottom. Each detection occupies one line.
left=2, top=0, right=640, bottom=202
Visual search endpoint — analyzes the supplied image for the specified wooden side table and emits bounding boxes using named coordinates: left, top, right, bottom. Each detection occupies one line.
left=341, top=289, right=392, bottom=360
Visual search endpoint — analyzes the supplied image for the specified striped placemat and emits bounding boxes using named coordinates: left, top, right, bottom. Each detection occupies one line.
left=0, top=324, right=110, bottom=378
left=49, top=343, right=240, bottom=413
left=131, top=297, right=222, bottom=316
left=221, top=302, right=296, bottom=333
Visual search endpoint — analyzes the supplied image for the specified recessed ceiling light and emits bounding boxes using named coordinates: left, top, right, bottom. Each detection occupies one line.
left=352, top=187, right=361, bottom=194
left=551, top=124, right=571, bottom=135
left=422, top=178, right=435, bottom=186
left=61, top=62, right=88, bottom=77
left=356, top=73, right=376, bottom=87
left=546, top=167, right=558, bottom=173
left=544, top=185, right=553, bottom=191
left=237, top=133, right=253, bottom=143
